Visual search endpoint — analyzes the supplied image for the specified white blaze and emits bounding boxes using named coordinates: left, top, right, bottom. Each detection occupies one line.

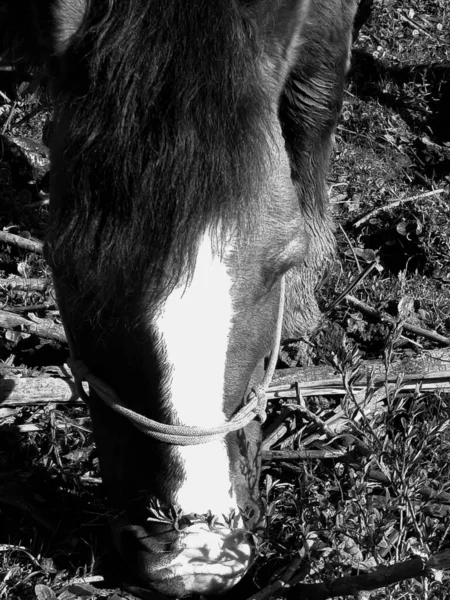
left=154, top=232, right=237, bottom=517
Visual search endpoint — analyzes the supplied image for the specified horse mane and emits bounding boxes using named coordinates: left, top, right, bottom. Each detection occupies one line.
left=47, top=0, right=272, bottom=320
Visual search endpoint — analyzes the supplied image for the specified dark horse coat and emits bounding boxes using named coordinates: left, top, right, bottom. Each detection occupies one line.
left=1, top=0, right=359, bottom=596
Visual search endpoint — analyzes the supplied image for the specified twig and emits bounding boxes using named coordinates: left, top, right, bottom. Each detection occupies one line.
left=70, top=575, right=105, bottom=585
left=271, top=347, right=450, bottom=387
left=346, top=295, right=450, bottom=345
left=0, top=545, right=27, bottom=552
left=14, top=105, right=46, bottom=128
left=286, top=400, right=334, bottom=439
left=1, top=100, right=17, bottom=135
left=0, top=375, right=79, bottom=406
left=2, top=347, right=450, bottom=409
left=245, top=557, right=305, bottom=600
left=262, top=407, right=295, bottom=452
left=280, top=550, right=450, bottom=599
left=0, top=276, right=50, bottom=292
left=8, top=421, right=89, bottom=434
left=397, top=10, right=433, bottom=38
left=338, top=223, right=361, bottom=272
left=262, top=448, right=348, bottom=461
left=325, top=262, right=379, bottom=314
left=353, top=189, right=446, bottom=229
left=0, top=232, right=44, bottom=254
left=2, top=302, right=56, bottom=313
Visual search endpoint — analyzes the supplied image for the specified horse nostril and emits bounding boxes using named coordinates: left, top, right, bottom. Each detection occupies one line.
left=113, top=520, right=255, bottom=597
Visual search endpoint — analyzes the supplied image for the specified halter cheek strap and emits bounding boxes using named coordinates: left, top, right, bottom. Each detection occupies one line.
left=66, top=277, right=285, bottom=445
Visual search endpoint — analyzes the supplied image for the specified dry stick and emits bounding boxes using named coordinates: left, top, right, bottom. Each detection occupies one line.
left=346, top=295, right=450, bottom=346
left=1, top=100, right=17, bottom=135
left=263, top=350, right=450, bottom=451
left=0, top=376, right=80, bottom=406
left=296, top=385, right=389, bottom=448
left=287, top=400, right=334, bottom=439
left=0, top=232, right=44, bottom=254
left=6, top=422, right=83, bottom=434
left=280, top=550, right=450, bottom=600
left=397, top=10, right=433, bottom=38
left=245, top=556, right=306, bottom=600
left=262, top=407, right=295, bottom=452
left=324, top=262, right=379, bottom=315
left=0, top=276, right=50, bottom=292
left=338, top=223, right=361, bottom=273
left=262, top=448, right=348, bottom=461
left=3, top=349, right=450, bottom=408
left=4, top=349, right=447, bottom=408
left=271, top=347, right=450, bottom=387
left=353, top=189, right=446, bottom=229
left=0, top=310, right=66, bottom=343
left=4, top=302, right=56, bottom=313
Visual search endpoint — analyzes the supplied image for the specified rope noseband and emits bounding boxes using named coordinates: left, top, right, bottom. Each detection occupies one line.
left=67, top=277, right=285, bottom=445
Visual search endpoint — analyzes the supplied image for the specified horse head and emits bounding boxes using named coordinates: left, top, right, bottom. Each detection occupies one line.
left=40, top=0, right=358, bottom=595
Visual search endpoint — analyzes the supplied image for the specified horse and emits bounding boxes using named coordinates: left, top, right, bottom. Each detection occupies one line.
left=2, top=0, right=358, bottom=596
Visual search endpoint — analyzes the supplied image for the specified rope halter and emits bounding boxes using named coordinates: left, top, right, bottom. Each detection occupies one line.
left=68, top=277, right=285, bottom=446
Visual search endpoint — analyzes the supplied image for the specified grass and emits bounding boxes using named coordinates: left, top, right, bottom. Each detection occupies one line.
left=260, top=331, right=450, bottom=598
left=0, top=0, right=450, bottom=598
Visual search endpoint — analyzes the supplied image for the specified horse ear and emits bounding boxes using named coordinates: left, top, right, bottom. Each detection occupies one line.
left=259, top=0, right=311, bottom=94
left=53, top=0, right=87, bottom=53
left=0, top=0, right=86, bottom=66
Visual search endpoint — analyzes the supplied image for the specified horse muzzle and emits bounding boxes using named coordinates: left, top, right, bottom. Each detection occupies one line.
left=113, top=519, right=255, bottom=597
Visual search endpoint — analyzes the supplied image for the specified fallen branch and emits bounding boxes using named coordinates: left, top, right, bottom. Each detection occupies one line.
left=0, top=310, right=66, bottom=343
left=264, top=349, right=450, bottom=452
left=325, top=261, right=379, bottom=314
left=0, top=276, right=51, bottom=292
left=262, top=448, right=349, bottom=461
left=2, top=347, right=450, bottom=408
left=279, top=550, right=450, bottom=599
left=397, top=9, right=433, bottom=38
left=6, top=422, right=82, bottom=433
left=0, top=232, right=44, bottom=254
left=4, top=302, right=56, bottom=313
left=346, top=295, right=450, bottom=345
left=262, top=407, right=295, bottom=451
left=353, top=189, right=446, bottom=229
left=271, top=347, right=450, bottom=388
left=246, top=556, right=308, bottom=600
left=0, top=375, right=80, bottom=406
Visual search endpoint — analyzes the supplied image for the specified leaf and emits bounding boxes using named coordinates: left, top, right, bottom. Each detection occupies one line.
left=65, top=584, right=97, bottom=597
left=40, top=557, right=58, bottom=574
left=57, top=591, right=78, bottom=600
left=17, top=261, right=29, bottom=277
left=5, top=330, right=23, bottom=343
left=396, top=220, right=407, bottom=236
left=383, top=133, right=397, bottom=146
left=343, top=247, right=378, bottom=264
left=63, top=448, right=90, bottom=462
left=35, top=584, right=57, bottom=600
left=361, top=248, right=378, bottom=262
left=3, top=565, right=21, bottom=582
left=398, top=296, right=414, bottom=319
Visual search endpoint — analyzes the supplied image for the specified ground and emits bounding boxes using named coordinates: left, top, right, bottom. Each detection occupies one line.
left=0, top=1, right=449, bottom=599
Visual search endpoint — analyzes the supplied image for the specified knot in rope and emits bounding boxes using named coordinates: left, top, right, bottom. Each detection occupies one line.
left=65, top=277, right=285, bottom=445
left=246, top=385, right=268, bottom=424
